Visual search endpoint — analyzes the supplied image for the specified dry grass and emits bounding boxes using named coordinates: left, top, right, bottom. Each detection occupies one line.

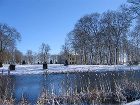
left=0, top=71, right=140, bottom=105
left=0, top=75, right=14, bottom=105
left=36, top=81, right=140, bottom=105
left=36, top=71, right=140, bottom=105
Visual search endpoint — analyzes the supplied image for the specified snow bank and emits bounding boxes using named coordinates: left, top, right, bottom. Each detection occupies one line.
left=124, top=100, right=140, bottom=105
left=0, top=64, right=139, bottom=75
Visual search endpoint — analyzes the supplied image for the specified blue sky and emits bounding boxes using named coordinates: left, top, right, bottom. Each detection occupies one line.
left=0, top=0, right=127, bottom=54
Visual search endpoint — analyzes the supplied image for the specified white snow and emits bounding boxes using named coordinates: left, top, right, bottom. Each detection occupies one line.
left=0, top=64, right=139, bottom=75
left=124, top=100, right=140, bottom=105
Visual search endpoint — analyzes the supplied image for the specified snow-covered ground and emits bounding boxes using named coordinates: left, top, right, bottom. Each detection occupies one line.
left=0, top=64, right=139, bottom=75
left=124, top=100, right=140, bottom=105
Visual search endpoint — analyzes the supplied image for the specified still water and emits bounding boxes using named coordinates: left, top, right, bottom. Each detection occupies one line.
left=9, top=70, right=140, bottom=104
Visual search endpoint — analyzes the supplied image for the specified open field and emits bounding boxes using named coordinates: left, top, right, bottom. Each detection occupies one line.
left=0, top=64, right=140, bottom=75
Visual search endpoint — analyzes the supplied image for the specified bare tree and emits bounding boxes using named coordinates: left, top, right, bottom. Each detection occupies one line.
left=39, top=43, right=50, bottom=63
left=71, top=14, right=101, bottom=64
left=129, top=18, right=140, bottom=62
left=66, top=8, right=132, bottom=65
left=26, top=50, right=33, bottom=64
left=15, top=49, right=23, bottom=64
left=101, top=10, right=131, bottom=64
left=0, top=23, right=21, bottom=66
left=127, top=0, right=140, bottom=16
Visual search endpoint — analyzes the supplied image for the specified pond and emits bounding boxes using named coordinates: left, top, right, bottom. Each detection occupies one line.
left=6, top=70, right=140, bottom=104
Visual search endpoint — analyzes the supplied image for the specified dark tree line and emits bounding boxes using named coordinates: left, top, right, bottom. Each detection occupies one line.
left=62, top=1, right=140, bottom=65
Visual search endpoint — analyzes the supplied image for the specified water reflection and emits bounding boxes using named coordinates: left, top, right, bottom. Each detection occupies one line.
left=9, top=70, right=140, bottom=104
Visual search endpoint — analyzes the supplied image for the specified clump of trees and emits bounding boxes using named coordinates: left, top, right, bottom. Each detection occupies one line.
left=0, top=23, right=51, bottom=66
left=62, top=1, right=140, bottom=65
left=1, top=0, right=140, bottom=66
left=0, top=23, right=21, bottom=67
left=23, top=43, right=50, bottom=64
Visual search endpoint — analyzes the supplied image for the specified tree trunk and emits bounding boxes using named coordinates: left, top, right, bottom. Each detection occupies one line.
left=0, top=52, right=3, bottom=67
left=0, top=62, right=2, bottom=67
left=115, top=47, right=119, bottom=65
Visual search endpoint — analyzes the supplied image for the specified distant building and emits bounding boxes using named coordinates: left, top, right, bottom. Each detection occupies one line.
left=68, top=54, right=75, bottom=64
left=67, top=54, right=80, bottom=65
left=51, top=53, right=80, bottom=65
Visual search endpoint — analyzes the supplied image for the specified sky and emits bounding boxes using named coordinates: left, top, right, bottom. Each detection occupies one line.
left=0, top=0, right=127, bottom=54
